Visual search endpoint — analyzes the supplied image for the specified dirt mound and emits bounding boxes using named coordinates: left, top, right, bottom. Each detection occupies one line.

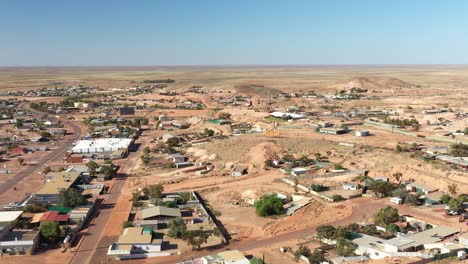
left=235, top=84, right=285, bottom=97
left=331, top=77, right=414, bottom=90
left=244, top=142, right=281, bottom=174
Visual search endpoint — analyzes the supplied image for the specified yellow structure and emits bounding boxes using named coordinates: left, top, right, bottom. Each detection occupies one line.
left=264, top=130, right=281, bottom=137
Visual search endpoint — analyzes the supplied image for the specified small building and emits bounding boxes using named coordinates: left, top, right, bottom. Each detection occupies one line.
left=10, top=147, right=27, bottom=154
left=355, top=130, right=370, bottom=137
left=319, top=127, right=348, bottom=135
left=141, top=206, right=181, bottom=223
left=66, top=154, right=84, bottom=164
left=39, top=211, right=69, bottom=224
left=459, top=232, right=468, bottom=247
left=231, top=165, right=248, bottom=177
left=291, top=167, right=309, bottom=177
left=119, top=107, right=135, bottom=116
left=374, top=176, right=390, bottom=182
left=0, top=229, right=40, bottom=255
left=201, top=250, right=250, bottom=264
left=162, top=134, right=176, bottom=143
left=107, top=227, right=162, bottom=260
left=172, top=121, right=191, bottom=129
left=158, top=115, right=170, bottom=121
left=390, top=197, right=403, bottom=204
left=406, top=182, right=438, bottom=195
left=168, top=153, right=186, bottom=164
left=423, top=191, right=446, bottom=205
left=343, top=182, right=360, bottom=191
left=34, top=171, right=81, bottom=205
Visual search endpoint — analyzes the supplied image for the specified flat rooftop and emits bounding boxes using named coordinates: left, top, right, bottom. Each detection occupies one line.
left=71, top=138, right=133, bottom=153
left=36, top=171, right=80, bottom=195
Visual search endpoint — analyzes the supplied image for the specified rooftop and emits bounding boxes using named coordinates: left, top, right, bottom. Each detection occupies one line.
left=141, top=206, right=181, bottom=220
left=71, top=138, right=133, bottom=153
left=117, top=227, right=160, bottom=245
left=40, top=211, right=69, bottom=222
left=36, top=171, right=80, bottom=195
left=0, top=211, right=23, bottom=223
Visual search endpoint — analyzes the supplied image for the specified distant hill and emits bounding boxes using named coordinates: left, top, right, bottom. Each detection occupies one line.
left=330, top=77, right=416, bottom=90
left=235, top=84, right=285, bottom=97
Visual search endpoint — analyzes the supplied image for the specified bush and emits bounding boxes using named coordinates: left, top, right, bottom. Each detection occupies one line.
left=334, top=164, right=344, bottom=170
left=122, top=221, right=134, bottom=229
left=311, top=184, right=324, bottom=192
left=332, top=194, right=344, bottom=201
left=254, top=194, right=284, bottom=217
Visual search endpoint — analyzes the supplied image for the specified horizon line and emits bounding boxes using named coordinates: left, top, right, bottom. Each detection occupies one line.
left=1, top=63, right=468, bottom=69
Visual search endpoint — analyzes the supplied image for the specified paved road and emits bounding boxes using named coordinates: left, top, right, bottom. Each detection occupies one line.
left=0, top=102, right=82, bottom=202
left=69, top=132, right=148, bottom=264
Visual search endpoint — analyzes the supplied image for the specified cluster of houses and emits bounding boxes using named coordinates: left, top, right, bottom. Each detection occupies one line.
left=0, top=163, right=104, bottom=255
left=108, top=192, right=225, bottom=260
left=353, top=223, right=467, bottom=260
left=0, top=86, right=100, bottom=97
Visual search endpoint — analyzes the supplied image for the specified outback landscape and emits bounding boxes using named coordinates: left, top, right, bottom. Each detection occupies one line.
left=0, top=66, right=466, bottom=264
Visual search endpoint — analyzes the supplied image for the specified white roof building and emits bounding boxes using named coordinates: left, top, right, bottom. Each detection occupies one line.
left=70, top=138, right=133, bottom=154
left=0, top=211, right=23, bottom=223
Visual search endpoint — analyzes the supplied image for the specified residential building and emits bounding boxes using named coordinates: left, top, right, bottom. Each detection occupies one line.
left=343, top=182, right=360, bottom=191
left=107, top=227, right=163, bottom=260
left=231, top=165, right=248, bottom=177
left=201, top=250, right=250, bottom=264
left=406, top=182, right=438, bottom=195
left=319, top=127, right=348, bottom=135
left=141, top=206, right=181, bottom=223
left=355, top=130, right=370, bottom=137
left=34, top=171, right=81, bottom=204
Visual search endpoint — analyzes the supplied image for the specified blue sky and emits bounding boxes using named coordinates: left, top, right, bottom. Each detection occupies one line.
left=1, top=0, right=467, bottom=66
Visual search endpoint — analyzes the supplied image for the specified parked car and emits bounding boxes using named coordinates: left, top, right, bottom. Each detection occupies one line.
left=446, top=210, right=459, bottom=216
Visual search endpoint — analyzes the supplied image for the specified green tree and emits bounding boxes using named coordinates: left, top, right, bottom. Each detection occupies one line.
left=448, top=183, right=458, bottom=197
left=101, top=164, right=115, bottom=180
left=40, top=131, right=52, bottom=138
left=448, top=196, right=466, bottom=213
left=316, top=225, right=337, bottom=240
left=143, top=183, right=164, bottom=202
left=254, top=194, right=284, bottom=217
left=86, top=161, right=99, bottom=176
left=308, top=249, right=325, bottom=264
left=40, top=221, right=61, bottom=241
left=167, top=217, right=188, bottom=238
left=440, top=194, right=451, bottom=204
left=58, top=189, right=85, bottom=208
left=362, top=224, right=378, bottom=235
left=371, top=181, right=395, bottom=197
left=250, top=257, right=265, bottom=264
left=449, top=143, right=468, bottom=157
left=374, top=206, right=399, bottom=227
left=386, top=223, right=400, bottom=234
left=294, top=245, right=311, bottom=261
left=141, top=154, right=150, bottom=165
left=336, top=237, right=357, bottom=256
